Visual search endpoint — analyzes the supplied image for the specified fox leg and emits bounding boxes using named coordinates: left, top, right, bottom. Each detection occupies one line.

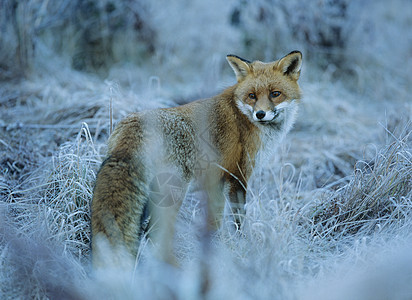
left=227, top=179, right=247, bottom=230
left=204, top=176, right=247, bottom=231
left=146, top=178, right=188, bottom=265
left=204, top=178, right=226, bottom=231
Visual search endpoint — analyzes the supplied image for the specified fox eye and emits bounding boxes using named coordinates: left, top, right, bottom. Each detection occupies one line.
left=270, top=91, right=281, bottom=98
left=248, top=93, right=256, bottom=100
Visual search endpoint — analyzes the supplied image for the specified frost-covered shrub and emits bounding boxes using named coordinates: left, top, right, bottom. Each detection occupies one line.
left=0, top=0, right=36, bottom=79
left=0, top=0, right=157, bottom=76
left=229, top=0, right=351, bottom=65
left=69, top=0, right=156, bottom=72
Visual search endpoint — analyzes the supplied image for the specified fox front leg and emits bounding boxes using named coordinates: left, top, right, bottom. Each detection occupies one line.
left=227, top=179, right=247, bottom=230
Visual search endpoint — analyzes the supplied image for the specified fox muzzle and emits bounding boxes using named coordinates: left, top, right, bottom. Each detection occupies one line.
left=253, top=109, right=278, bottom=122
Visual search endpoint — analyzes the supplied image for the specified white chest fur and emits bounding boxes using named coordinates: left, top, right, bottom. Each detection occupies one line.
left=254, top=100, right=299, bottom=166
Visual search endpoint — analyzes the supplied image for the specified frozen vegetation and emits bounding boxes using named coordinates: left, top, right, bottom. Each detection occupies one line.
left=0, top=0, right=411, bottom=298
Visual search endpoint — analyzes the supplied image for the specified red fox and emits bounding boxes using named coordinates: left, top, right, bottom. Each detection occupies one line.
left=91, top=51, right=302, bottom=267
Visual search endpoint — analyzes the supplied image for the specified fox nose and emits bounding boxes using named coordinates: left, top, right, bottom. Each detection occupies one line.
left=255, top=110, right=266, bottom=120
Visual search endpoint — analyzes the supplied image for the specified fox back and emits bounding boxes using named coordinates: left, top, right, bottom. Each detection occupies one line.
left=91, top=51, right=303, bottom=268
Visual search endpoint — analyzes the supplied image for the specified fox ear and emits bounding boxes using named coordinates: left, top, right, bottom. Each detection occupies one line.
left=226, top=55, right=252, bottom=82
left=277, top=51, right=302, bottom=80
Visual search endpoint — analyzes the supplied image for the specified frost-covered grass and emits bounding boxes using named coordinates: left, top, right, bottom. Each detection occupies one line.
left=1, top=0, right=412, bottom=299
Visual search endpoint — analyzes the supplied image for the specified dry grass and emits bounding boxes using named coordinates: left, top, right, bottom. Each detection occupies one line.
left=0, top=0, right=411, bottom=298
left=1, top=77, right=411, bottom=300
left=312, top=125, right=412, bottom=237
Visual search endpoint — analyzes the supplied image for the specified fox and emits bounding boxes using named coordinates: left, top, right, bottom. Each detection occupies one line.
left=91, top=51, right=303, bottom=268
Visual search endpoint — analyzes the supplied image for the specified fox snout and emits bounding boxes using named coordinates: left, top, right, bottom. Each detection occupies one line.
left=253, top=109, right=278, bottom=122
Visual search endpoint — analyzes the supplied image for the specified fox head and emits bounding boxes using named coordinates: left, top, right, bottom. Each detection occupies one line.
left=227, top=51, right=302, bottom=128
